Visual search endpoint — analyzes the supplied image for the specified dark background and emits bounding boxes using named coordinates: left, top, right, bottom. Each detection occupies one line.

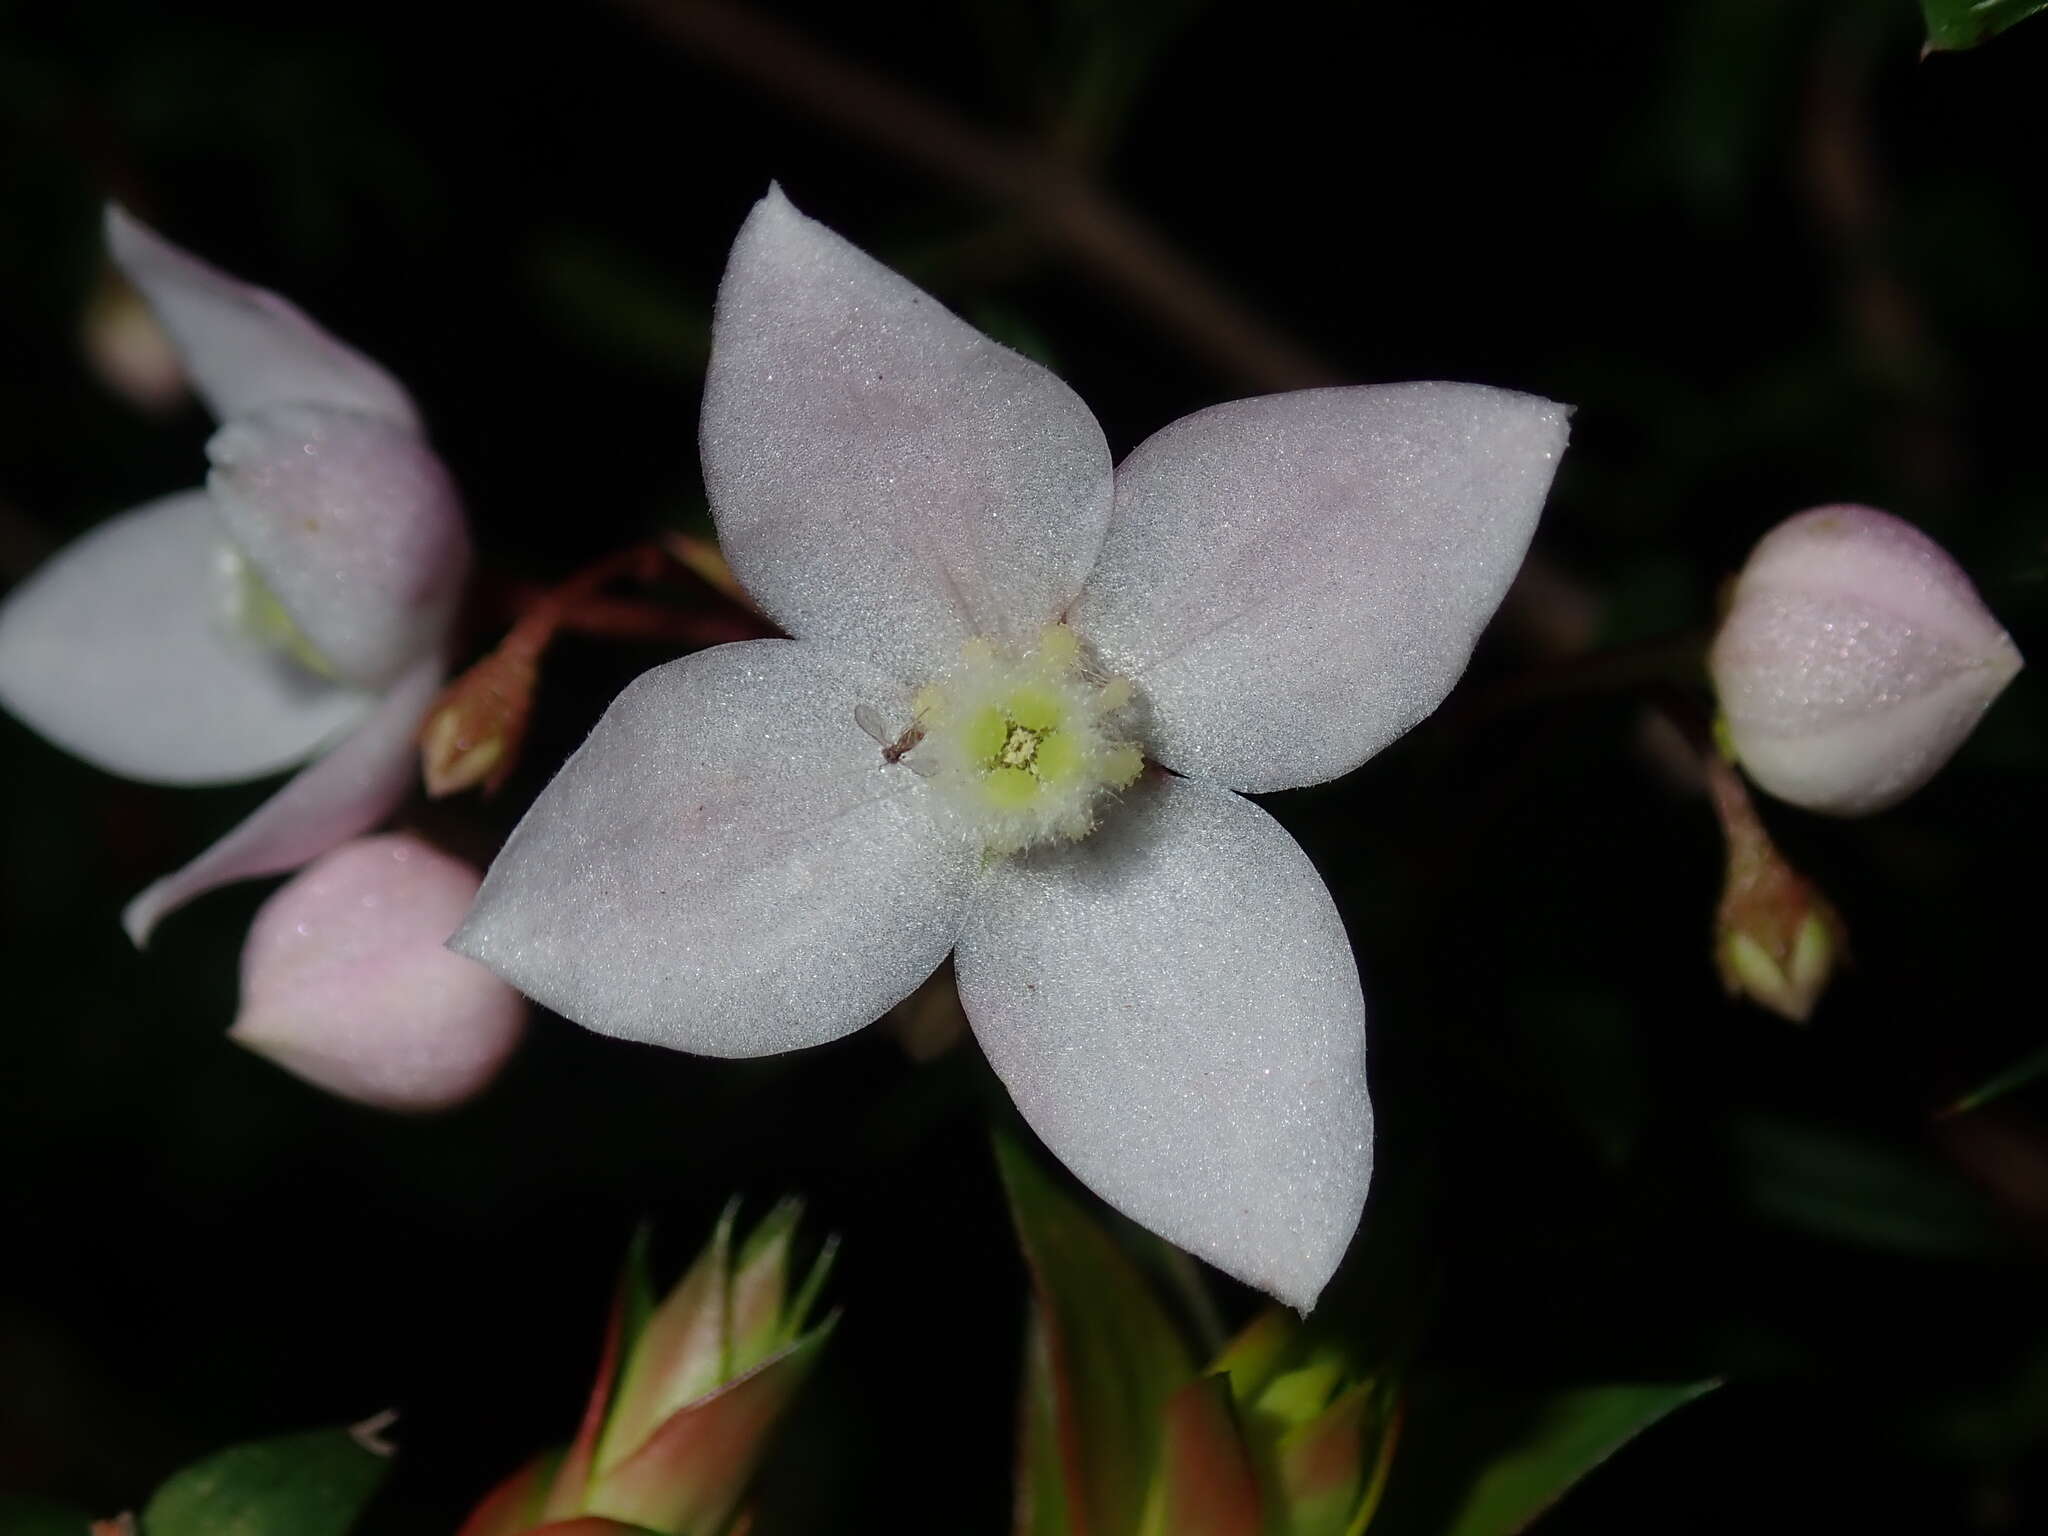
left=2, top=1, right=2044, bottom=1530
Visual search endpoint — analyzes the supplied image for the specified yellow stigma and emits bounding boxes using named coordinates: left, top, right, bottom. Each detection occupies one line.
left=899, top=623, right=1144, bottom=854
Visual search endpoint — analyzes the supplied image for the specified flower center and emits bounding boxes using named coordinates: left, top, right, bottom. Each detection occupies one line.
left=215, top=544, right=337, bottom=679
left=886, top=623, right=1143, bottom=855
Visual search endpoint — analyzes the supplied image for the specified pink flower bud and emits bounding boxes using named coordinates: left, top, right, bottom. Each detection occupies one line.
left=230, top=834, right=525, bottom=1111
left=1710, top=505, right=2022, bottom=814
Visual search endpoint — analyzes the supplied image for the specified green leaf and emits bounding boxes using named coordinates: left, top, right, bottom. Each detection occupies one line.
left=1014, top=1310, right=1080, bottom=1536
left=1442, top=1384, right=1714, bottom=1536
left=1731, top=1116, right=2009, bottom=1257
left=1376, top=1380, right=1715, bottom=1536
left=0, top=1492, right=101, bottom=1534
left=1921, top=0, right=2046, bottom=51
left=141, top=1423, right=390, bottom=1536
left=996, top=1135, right=1197, bottom=1536
left=1947, top=1041, right=2048, bottom=1115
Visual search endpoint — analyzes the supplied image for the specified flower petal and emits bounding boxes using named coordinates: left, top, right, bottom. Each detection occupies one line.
left=957, top=774, right=1371, bottom=1311
left=123, top=655, right=441, bottom=946
left=0, top=491, right=374, bottom=784
left=1074, top=383, right=1569, bottom=792
left=229, top=834, right=525, bottom=1111
left=206, top=404, right=469, bottom=688
left=105, top=205, right=420, bottom=428
left=700, top=187, right=1113, bottom=679
left=452, top=640, right=981, bottom=1056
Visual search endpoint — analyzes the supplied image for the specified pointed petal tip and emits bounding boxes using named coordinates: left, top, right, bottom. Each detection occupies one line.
left=121, top=886, right=162, bottom=950
left=961, top=777, right=1371, bottom=1315
left=112, top=657, right=441, bottom=942
left=100, top=203, right=420, bottom=429
left=1081, top=380, right=1567, bottom=790
left=102, top=202, right=167, bottom=270
left=102, top=200, right=139, bottom=246
left=705, top=196, right=1113, bottom=675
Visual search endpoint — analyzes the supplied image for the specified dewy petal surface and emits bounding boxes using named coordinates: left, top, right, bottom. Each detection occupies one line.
left=231, top=834, right=524, bottom=1112
left=956, top=774, right=1371, bottom=1311
left=452, top=640, right=982, bottom=1056
left=105, top=206, right=420, bottom=429
left=1075, top=384, right=1569, bottom=792
left=206, top=404, right=469, bottom=688
left=700, top=187, right=1113, bottom=680
left=0, top=491, right=373, bottom=784
left=123, top=655, right=442, bottom=945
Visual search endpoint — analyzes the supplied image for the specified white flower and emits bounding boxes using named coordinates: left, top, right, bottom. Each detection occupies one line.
left=455, top=188, right=1568, bottom=1309
left=1710, top=504, right=2023, bottom=815
left=0, top=209, right=469, bottom=943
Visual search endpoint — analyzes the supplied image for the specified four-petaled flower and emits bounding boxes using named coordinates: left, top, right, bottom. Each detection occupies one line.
left=455, top=188, right=1569, bottom=1308
left=0, top=209, right=469, bottom=944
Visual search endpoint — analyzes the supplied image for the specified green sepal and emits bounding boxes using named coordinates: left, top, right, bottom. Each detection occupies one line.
left=141, top=1422, right=390, bottom=1536
left=1138, top=1375, right=1263, bottom=1536
left=0, top=1492, right=103, bottom=1534
left=1376, top=1379, right=1717, bottom=1536
left=1920, top=0, right=2046, bottom=51
left=996, top=1134, right=1196, bottom=1536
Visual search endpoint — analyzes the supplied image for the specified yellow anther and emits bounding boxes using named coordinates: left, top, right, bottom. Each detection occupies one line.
left=1037, top=623, right=1081, bottom=667
left=1000, top=726, right=1039, bottom=768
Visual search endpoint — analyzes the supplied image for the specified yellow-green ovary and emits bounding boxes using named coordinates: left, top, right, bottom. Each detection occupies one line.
left=908, top=624, right=1143, bottom=855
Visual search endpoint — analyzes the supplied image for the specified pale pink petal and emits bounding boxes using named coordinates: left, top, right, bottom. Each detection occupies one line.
left=1073, top=384, right=1569, bottom=792
left=104, top=205, right=419, bottom=428
left=452, top=640, right=982, bottom=1056
left=123, top=656, right=441, bottom=946
left=1710, top=504, right=2024, bottom=814
left=957, top=774, right=1371, bottom=1312
left=0, top=491, right=373, bottom=783
left=205, top=405, right=469, bottom=688
left=700, top=187, right=1113, bottom=680
left=231, top=834, right=525, bottom=1112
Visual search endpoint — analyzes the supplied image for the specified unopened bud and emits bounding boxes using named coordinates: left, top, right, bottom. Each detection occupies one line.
left=460, top=1204, right=836, bottom=1536
left=1709, top=505, right=2022, bottom=815
left=230, top=834, right=525, bottom=1110
left=1211, top=1307, right=1401, bottom=1534
left=1707, top=756, right=1845, bottom=1024
left=81, top=269, right=186, bottom=414
left=421, top=638, right=539, bottom=797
